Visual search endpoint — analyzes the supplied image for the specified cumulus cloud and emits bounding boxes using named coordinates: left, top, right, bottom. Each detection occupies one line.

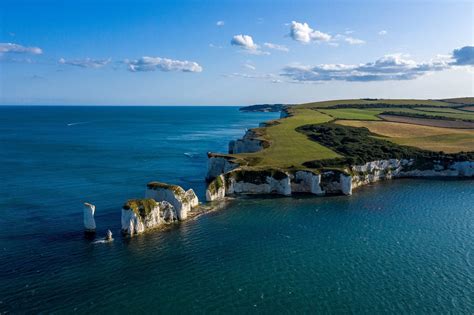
left=231, top=34, right=269, bottom=55
left=263, top=42, right=289, bottom=52
left=289, top=21, right=331, bottom=43
left=125, top=56, right=203, bottom=72
left=451, top=46, right=474, bottom=65
left=0, top=42, right=42, bottom=55
left=281, top=53, right=451, bottom=82
left=216, top=21, right=225, bottom=27
left=231, top=34, right=258, bottom=50
left=378, top=30, right=388, bottom=35
left=59, top=57, right=111, bottom=68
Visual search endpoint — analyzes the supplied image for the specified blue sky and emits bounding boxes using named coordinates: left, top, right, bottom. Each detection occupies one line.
left=1, top=0, right=473, bottom=105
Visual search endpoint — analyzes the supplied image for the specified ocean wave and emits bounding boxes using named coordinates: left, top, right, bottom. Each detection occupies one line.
left=67, top=121, right=89, bottom=126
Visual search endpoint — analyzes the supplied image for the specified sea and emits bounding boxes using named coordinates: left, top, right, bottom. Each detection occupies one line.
left=0, top=106, right=472, bottom=313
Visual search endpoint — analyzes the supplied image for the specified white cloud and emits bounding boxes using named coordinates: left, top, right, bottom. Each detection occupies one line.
left=125, top=56, right=203, bottom=72
left=343, top=36, right=366, bottom=45
left=231, top=34, right=269, bottom=55
left=244, top=63, right=256, bottom=70
left=0, top=43, right=42, bottom=55
left=224, top=72, right=279, bottom=81
left=216, top=21, right=225, bottom=27
left=289, top=21, right=331, bottom=43
left=334, top=34, right=366, bottom=45
left=263, top=42, right=289, bottom=52
left=231, top=34, right=258, bottom=50
left=59, top=57, right=111, bottom=68
left=378, top=30, right=388, bottom=35
left=281, top=53, right=451, bottom=82
left=451, top=46, right=474, bottom=65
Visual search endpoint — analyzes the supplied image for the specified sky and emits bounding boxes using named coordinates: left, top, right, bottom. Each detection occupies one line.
left=0, top=0, right=473, bottom=105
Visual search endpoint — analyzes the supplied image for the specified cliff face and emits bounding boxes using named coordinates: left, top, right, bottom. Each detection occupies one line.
left=121, top=199, right=177, bottom=235
left=145, top=182, right=199, bottom=220
left=206, top=160, right=473, bottom=201
left=206, top=155, right=238, bottom=181
left=228, top=130, right=265, bottom=154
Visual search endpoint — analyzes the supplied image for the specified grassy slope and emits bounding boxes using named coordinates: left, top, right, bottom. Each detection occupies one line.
left=234, top=109, right=339, bottom=169
left=227, top=98, right=474, bottom=171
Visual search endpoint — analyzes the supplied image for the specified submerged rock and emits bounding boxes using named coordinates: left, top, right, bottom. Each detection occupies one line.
left=83, top=202, right=96, bottom=234
left=145, top=182, right=199, bottom=220
left=105, top=229, right=113, bottom=241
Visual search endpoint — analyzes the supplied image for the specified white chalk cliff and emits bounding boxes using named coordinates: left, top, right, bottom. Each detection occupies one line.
left=206, top=155, right=238, bottom=181
left=228, top=130, right=264, bottom=154
left=121, top=199, right=177, bottom=236
left=206, top=159, right=474, bottom=200
left=145, top=182, right=199, bottom=220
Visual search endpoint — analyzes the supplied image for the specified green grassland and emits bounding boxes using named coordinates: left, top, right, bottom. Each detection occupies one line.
left=225, top=98, right=474, bottom=171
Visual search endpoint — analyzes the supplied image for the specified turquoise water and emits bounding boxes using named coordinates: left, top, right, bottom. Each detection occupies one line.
left=0, top=106, right=473, bottom=313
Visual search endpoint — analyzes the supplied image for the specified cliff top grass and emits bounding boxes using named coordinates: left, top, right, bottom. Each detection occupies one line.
left=223, top=98, right=474, bottom=171
left=147, top=181, right=186, bottom=196
left=123, top=199, right=157, bottom=218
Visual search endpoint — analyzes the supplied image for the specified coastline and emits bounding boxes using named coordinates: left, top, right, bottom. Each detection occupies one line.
left=205, top=106, right=473, bottom=201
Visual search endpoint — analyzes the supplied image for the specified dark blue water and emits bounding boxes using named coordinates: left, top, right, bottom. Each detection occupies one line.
left=0, top=106, right=472, bottom=313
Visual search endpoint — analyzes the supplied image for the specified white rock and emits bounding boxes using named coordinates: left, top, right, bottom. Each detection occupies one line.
left=206, top=175, right=226, bottom=201
left=145, top=182, right=199, bottom=220
left=121, top=199, right=176, bottom=236
left=83, top=202, right=96, bottom=232
left=206, top=156, right=238, bottom=181
left=339, top=174, right=353, bottom=195
left=228, top=130, right=263, bottom=154
left=291, top=171, right=324, bottom=195
left=226, top=171, right=291, bottom=196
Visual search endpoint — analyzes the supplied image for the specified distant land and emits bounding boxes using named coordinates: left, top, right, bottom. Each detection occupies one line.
left=239, top=104, right=288, bottom=112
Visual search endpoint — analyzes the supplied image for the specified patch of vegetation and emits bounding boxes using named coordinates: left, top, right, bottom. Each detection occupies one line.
left=297, top=123, right=474, bottom=169
left=123, top=199, right=157, bottom=218
left=147, top=181, right=185, bottom=197
left=227, top=169, right=288, bottom=184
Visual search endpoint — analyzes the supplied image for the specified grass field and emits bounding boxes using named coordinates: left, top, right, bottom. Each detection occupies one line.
left=223, top=98, right=474, bottom=170
left=233, top=108, right=339, bottom=169
left=336, top=120, right=474, bottom=153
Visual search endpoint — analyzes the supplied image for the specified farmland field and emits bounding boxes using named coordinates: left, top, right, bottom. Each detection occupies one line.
left=336, top=120, right=474, bottom=153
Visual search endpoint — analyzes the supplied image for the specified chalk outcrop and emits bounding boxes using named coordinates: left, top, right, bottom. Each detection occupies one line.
left=121, top=199, right=177, bottom=236
left=145, top=182, right=199, bottom=220
left=206, top=155, right=238, bottom=181
left=228, top=130, right=264, bottom=154
left=291, top=171, right=324, bottom=194
left=83, top=202, right=96, bottom=233
left=206, top=174, right=226, bottom=201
